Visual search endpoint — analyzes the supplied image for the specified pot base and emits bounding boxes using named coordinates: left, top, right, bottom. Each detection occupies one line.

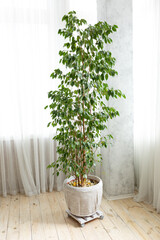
left=66, top=209, right=104, bottom=227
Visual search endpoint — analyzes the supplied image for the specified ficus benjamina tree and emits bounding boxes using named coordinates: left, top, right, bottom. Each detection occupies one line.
left=45, top=11, right=125, bottom=187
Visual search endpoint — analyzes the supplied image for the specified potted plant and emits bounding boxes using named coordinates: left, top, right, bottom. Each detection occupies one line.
left=45, top=11, right=125, bottom=217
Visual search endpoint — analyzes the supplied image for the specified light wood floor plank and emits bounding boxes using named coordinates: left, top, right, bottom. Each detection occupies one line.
left=139, top=201, right=160, bottom=222
left=47, top=191, right=72, bottom=240
left=120, top=198, right=160, bottom=239
left=6, top=195, right=20, bottom=240
left=19, top=195, right=32, bottom=240
left=101, top=198, right=137, bottom=240
left=0, top=196, right=11, bottom=240
left=81, top=216, right=111, bottom=240
left=99, top=205, right=120, bottom=240
left=38, top=194, right=58, bottom=240
left=0, top=192, right=160, bottom=240
left=108, top=199, right=154, bottom=240
left=29, top=195, right=45, bottom=240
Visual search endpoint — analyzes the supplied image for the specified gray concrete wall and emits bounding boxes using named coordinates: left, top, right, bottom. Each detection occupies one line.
left=97, top=0, right=134, bottom=199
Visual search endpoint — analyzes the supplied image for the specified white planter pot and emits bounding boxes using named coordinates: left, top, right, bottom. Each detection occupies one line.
left=63, top=175, right=103, bottom=217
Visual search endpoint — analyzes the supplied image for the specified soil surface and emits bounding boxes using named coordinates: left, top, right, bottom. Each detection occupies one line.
left=68, top=178, right=98, bottom=187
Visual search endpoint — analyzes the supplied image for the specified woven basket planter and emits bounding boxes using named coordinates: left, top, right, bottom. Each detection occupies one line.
left=63, top=175, right=103, bottom=217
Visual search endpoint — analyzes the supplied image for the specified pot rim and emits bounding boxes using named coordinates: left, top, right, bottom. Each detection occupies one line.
left=63, top=175, right=102, bottom=192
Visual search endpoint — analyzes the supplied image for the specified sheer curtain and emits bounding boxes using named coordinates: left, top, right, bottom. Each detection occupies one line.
left=0, top=0, right=97, bottom=196
left=0, top=0, right=69, bottom=196
left=133, top=0, right=160, bottom=212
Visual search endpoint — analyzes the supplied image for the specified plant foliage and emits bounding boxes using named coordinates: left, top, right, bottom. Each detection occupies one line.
left=45, top=11, right=125, bottom=186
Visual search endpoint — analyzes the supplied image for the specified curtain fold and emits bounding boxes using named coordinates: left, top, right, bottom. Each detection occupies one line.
left=0, top=138, right=63, bottom=196
left=0, top=0, right=68, bottom=196
left=133, top=0, right=160, bottom=212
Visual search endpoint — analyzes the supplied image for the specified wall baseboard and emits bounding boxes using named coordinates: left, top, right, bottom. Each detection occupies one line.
left=103, top=192, right=135, bottom=200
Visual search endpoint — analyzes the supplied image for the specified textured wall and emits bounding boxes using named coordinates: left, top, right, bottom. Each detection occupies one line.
left=97, top=0, right=134, bottom=199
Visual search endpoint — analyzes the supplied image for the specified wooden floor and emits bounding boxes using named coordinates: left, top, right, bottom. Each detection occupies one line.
left=0, top=192, right=160, bottom=240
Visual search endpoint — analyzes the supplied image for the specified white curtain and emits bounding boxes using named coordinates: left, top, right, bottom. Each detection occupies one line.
left=0, top=0, right=69, bottom=196
left=0, top=0, right=97, bottom=196
left=133, top=0, right=160, bottom=212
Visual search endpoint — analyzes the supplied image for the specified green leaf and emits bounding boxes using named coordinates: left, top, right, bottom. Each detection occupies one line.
left=106, top=93, right=109, bottom=101
left=62, top=15, right=68, bottom=22
left=101, top=73, right=104, bottom=80
left=81, top=19, right=87, bottom=24
left=47, top=122, right=51, bottom=127
left=105, top=74, right=108, bottom=80
left=64, top=42, right=70, bottom=48
left=112, top=25, right=118, bottom=32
